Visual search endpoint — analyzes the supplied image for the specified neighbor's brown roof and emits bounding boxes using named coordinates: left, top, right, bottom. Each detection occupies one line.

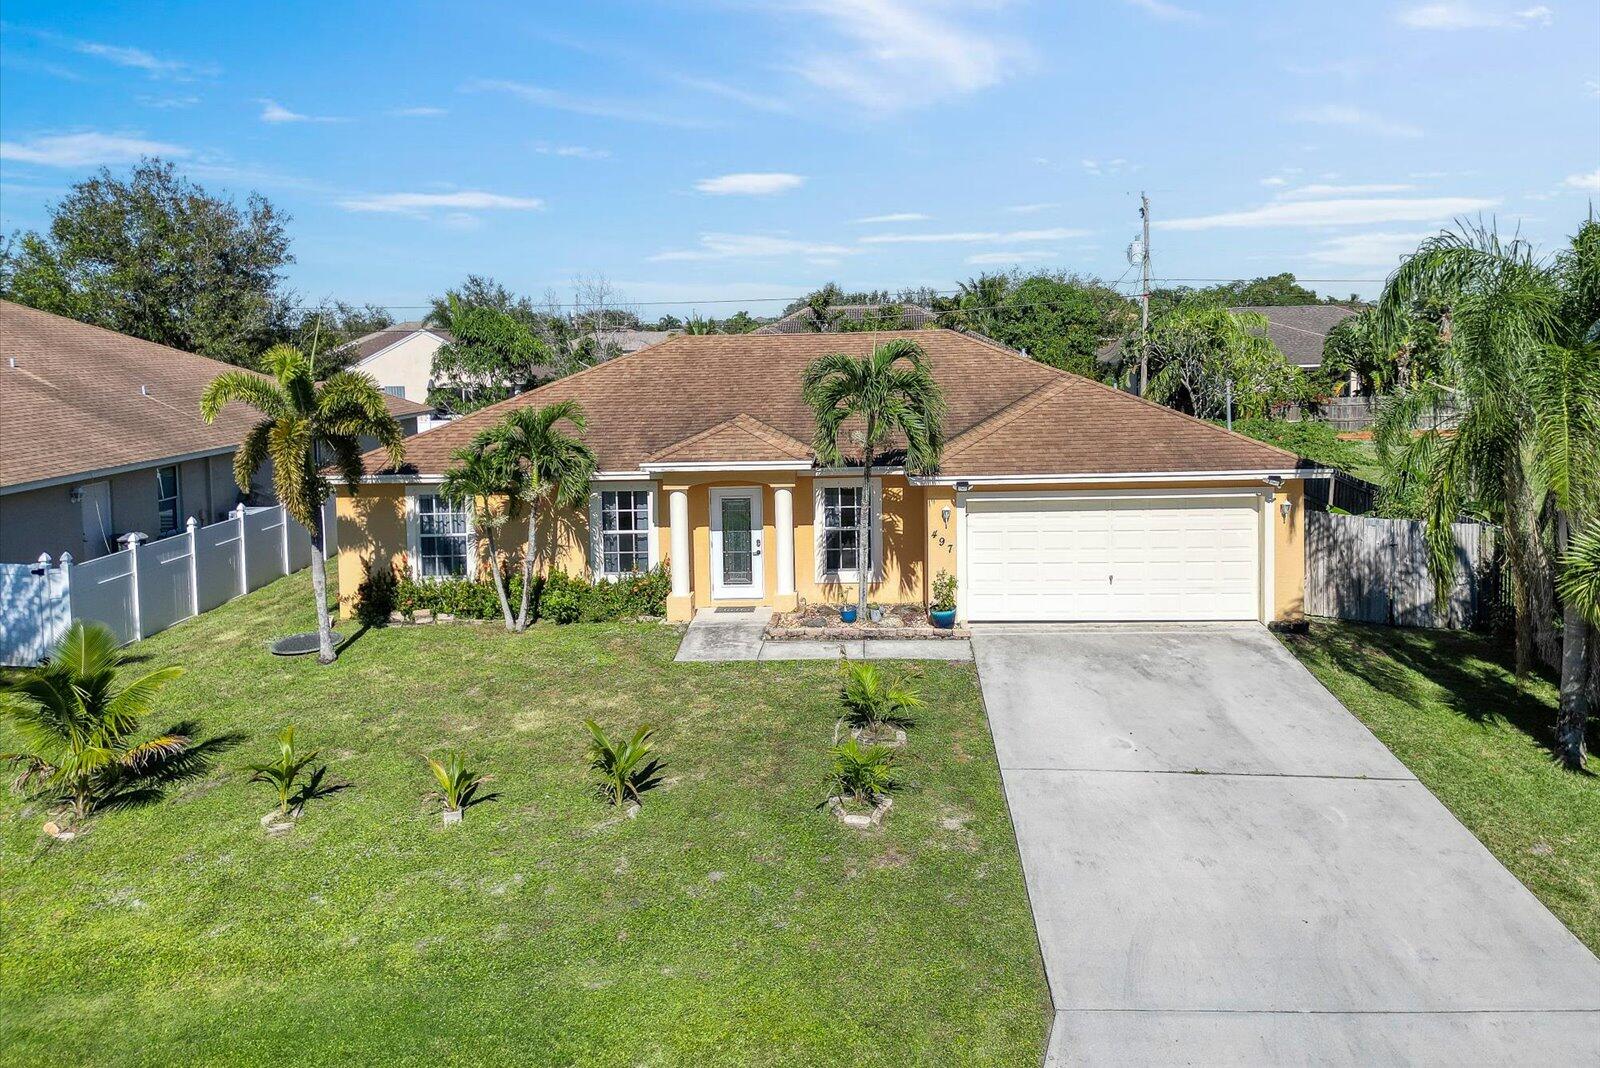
left=357, top=328, right=1300, bottom=480
left=344, top=321, right=455, bottom=362
left=754, top=303, right=936, bottom=334
left=1, top=301, right=429, bottom=492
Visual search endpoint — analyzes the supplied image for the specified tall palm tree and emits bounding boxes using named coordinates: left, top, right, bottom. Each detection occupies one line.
left=803, top=338, right=946, bottom=617
left=440, top=444, right=524, bottom=630
left=2, top=622, right=204, bottom=826
left=478, top=401, right=597, bottom=630
left=201, top=344, right=405, bottom=663
left=1375, top=220, right=1600, bottom=768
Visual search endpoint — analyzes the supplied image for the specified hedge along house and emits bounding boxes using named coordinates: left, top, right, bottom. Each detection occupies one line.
left=332, top=329, right=1320, bottom=625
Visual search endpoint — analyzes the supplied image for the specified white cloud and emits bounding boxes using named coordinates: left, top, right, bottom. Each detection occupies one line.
left=535, top=142, right=611, bottom=160
left=339, top=191, right=544, bottom=213
left=259, top=99, right=343, bottom=124
left=1005, top=202, right=1059, bottom=214
left=1290, top=104, right=1422, bottom=138
left=1161, top=195, right=1497, bottom=231
left=1279, top=182, right=1418, bottom=198
left=1396, top=3, right=1551, bottom=29
left=694, top=172, right=805, bottom=196
left=1261, top=176, right=1290, bottom=187
left=389, top=106, right=447, bottom=118
left=1121, top=0, right=1201, bottom=22
left=72, top=40, right=210, bottom=79
left=1082, top=157, right=1136, bottom=176
left=138, top=94, right=201, bottom=110
left=467, top=79, right=708, bottom=128
left=855, top=212, right=929, bottom=223
left=1562, top=168, right=1600, bottom=192
left=649, top=233, right=853, bottom=262
left=0, top=131, right=191, bottom=167
left=786, top=1, right=1020, bottom=113
left=860, top=226, right=1090, bottom=245
left=672, top=75, right=793, bottom=114
left=1305, top=231, right=1432, bottom=267
left=967, top=250, right=1060, bottom=265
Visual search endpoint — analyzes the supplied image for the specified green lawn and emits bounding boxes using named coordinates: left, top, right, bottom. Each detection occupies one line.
left=0, top=572, right=1050, bottom=1066
left=1280, top=621, right=1599, bottom=953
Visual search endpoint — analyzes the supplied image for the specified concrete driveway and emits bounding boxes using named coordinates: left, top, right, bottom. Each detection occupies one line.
left=973, top=624, right=1600, bottom=1065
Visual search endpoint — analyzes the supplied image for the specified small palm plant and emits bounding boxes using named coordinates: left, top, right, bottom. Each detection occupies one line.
left=584, top=721, right=665, bottom=809
left=840, top=661, right=922, bottom=738
left=830, top=739, right=895, bottom=805
left=440, top=443, right=524, bottom=630
left=425, top=750, right=487, bottom=823
left=1, top=622, right=202, bottom=826
left=245, top=726, right=319, bottom=817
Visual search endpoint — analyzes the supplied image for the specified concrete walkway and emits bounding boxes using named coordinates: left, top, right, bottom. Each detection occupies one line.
left=674, top=607, right=971, bottom=662
left=972, top=624, right=1600, bottom=1065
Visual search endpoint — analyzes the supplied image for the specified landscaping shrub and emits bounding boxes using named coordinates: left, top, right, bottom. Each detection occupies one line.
left=393, top=564, right=669, bottom=623
left=354, top=558, right=399, bottom=627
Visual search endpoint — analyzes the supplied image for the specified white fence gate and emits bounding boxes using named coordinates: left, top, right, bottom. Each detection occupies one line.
left=1, top=503, right=331, bottom=666
left=1305, top=510, right=1498, bottom=630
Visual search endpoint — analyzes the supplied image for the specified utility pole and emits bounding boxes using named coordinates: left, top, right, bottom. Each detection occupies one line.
left=1138, top=191, right=1151, bottom=397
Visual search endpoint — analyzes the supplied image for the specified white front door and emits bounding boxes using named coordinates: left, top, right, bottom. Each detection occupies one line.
left=964, top=493, right=1262, bottom=622
left=710, top=487, right=764, bottom=600
left=78, top=480, right=114, bottom=558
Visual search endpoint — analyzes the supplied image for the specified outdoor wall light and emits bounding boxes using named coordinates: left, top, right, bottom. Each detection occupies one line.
left=955, top=480, right=971, bottom=492
left=940, top=505, right=952, bottom=525
left=1280, top=497, right=1293, bottom=520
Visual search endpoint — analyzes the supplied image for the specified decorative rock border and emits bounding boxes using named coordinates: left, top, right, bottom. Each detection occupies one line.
left=827, top=794, right=893, bottom=829
left=765, top=625, right=970, bottom=642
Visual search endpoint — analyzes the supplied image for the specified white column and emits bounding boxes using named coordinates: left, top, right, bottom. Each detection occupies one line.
left=668, top=490, right=690, bottom=598
left=773, top=486, right=795, bottom=596
left=235, top=504, right=249, bottom=595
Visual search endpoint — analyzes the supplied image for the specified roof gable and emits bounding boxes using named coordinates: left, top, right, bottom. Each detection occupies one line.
left=648, top=414, right=812, bottom=465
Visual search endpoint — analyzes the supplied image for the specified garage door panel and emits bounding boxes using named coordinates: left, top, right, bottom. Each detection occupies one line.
left=966, top=495, right=1261, bottom=622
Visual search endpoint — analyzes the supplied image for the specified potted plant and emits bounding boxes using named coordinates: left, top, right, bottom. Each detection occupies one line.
left=868, top=602, right=884, bottom=623
left=840, top=604, right=859, bottom=624
left=929, top=570, right=957, bottom=629
left=826, top=739, right=895, bottom=829
left=426, top=750, right=487, bottom=824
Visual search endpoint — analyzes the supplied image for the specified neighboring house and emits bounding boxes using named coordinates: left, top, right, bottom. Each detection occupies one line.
left=333, top=329, right=1319, bottom=626
left=343, top=321, right=455, bottom=427
left=1231, top=304, right=1359, bottom=371
left=1095, top=304, right=1361, bottom=373
left=591, top=328, right=674, bottom=357
left=0, top=301, right=429, bottom=564
left=754, top=303, right=936, bottom=333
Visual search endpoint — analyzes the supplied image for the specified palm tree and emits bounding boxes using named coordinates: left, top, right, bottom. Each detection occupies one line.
left=478, top=401, right=598, bottom=630
left=1, top=622, right=203, bottom=826
left=1375, top=220, right=1600, bottom=768
left=950, top=273, right=1011, bottom=338
left=803, top=338, right=946, bottom=617
left=440, top=444, right=523, bottom=630
left=201, top=344, right=405, bottom=663
left=804, top=285, right=846, bottom=332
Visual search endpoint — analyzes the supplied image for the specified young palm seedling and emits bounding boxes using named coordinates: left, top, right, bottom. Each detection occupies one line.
left=838, top=661, right=921, bottom=746
left=426, top=750, right=487, bottom=824
left=584, top=721, right=665, bottom=810
left=245, top=725, right=319, bottom=821
left=827, top=739, right=896, bottom=830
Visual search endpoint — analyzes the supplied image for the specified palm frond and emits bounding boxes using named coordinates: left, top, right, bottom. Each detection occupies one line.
left=199, top=370, right=288, bottom=424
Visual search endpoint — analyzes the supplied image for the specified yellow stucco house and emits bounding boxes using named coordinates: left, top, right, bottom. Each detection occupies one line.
left=333, top=329, right=1317, bottom=626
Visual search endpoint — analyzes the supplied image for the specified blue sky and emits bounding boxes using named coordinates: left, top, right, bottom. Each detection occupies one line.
left=2, top=1, right=1597, bottom=318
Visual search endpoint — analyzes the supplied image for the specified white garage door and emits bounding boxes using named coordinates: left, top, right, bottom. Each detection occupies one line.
left=965, top=494, right=1262, bottom=622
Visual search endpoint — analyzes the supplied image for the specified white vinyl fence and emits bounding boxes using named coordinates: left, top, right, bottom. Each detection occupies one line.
left=1, top=500, right=334, bottom=666
left=1305, top=510, right=1499, bottom=630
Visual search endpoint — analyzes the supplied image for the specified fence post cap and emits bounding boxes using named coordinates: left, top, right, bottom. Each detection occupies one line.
left=58, top=551, right=73, bottom=566
left=119, top=531, right=147, bottom=547
left=232, top=504, right=247, bottom=518
left=187, top=516, right=200, bottom=532
left=36, top=552, right=51, bottom=565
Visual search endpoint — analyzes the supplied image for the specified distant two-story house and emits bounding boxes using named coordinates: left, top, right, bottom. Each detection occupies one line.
left=0, top=301, right=428, bottom=564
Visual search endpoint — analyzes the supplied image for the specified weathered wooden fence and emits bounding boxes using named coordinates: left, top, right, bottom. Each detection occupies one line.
left=1305, top=510, right=1498, bottom=629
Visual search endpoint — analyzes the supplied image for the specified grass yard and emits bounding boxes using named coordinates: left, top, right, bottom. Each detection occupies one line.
left=1281, top=621, right=1600, bottom=953
left=0, top=572, right=1050, bottom=1067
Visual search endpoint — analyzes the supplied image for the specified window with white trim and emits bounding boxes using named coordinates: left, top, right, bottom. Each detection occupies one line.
left=156, top=465, right=180, bottom=536
left=816, top=479, right=879, bottom=582
left=416, top=493, right=470, bottom=577
left=382, top=385, right=406, bottom=398
left=597, top=489, right=651, bottom=576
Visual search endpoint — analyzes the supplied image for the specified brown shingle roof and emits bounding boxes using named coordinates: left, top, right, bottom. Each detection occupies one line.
left=754, top=303, right=936, bottom=334
left=344, top=321, right=455, bottom=362
left=1, top=301, right=429, bottom=492
left=357, top=328, right=1299, bottom=480
left=648, top=414, right=812, bottom=464
left=1232, top=304, right=1359, bottom=367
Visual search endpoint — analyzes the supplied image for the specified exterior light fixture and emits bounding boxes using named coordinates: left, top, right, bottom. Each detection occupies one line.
left=955, top=480, right=971, bottom=492
left=941, top=505, right=952, bottom=525
left=1280, top=497, right=1293, bottom=520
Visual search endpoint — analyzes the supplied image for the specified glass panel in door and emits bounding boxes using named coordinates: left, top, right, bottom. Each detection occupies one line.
left=720, top=496, right=754, bottom=587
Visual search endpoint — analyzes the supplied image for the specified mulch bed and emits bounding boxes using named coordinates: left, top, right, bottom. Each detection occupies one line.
left=766, top=603, right=969, bottom=641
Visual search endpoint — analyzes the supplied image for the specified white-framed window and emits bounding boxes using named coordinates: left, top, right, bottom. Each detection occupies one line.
left=406, top=487, right=474, bottom=580
left=588, top=482, right=658, bottom=578
left=156, top=464, right=180, bottom=537
left=814, top=477, right=882, bottom=584
left=382, top=385, right=406, bottom=398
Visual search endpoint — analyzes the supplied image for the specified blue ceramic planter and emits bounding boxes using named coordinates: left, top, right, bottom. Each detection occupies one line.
left=840, top=605, right=859, bottom=624
left=930, top=608, right=957, bottom=630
